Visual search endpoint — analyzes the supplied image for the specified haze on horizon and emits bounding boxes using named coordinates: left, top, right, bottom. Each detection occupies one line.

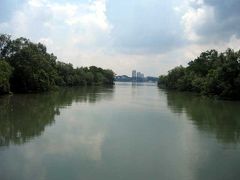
left=0, top=0, right=240, bottom=76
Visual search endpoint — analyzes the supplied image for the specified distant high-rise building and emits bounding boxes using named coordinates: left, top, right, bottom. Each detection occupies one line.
left=136, top=72, right=145, bottom=82
left=136, top=72, right=141, bottom=78
left=132, top=70, right=145, bottom=82
left=132, top=70, right=136, bottom=77
left=136, top=72, right=142, bottom=82
left=132, top=70, right=137, bottom=81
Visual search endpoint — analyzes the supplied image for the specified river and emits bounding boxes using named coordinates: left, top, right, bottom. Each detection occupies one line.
left=0, top=82, right=240, bottom=180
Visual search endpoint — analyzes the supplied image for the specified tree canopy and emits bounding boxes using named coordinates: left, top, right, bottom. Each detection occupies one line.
left=158, top=49, right=240, bottom=100
left=0, top=34, right=114, bottom=94
left=0, top=59, right=12, bottom=94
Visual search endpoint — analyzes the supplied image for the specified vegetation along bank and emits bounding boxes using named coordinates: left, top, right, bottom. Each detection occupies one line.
left=0, top=34, right=114, bottom=95
left=158, top=49, right=240, bottom=100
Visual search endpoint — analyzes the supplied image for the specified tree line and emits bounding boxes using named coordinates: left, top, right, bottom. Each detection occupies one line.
left=0, top=34, right=114, bottom=95
left=158, top=49, right=240, bottom=100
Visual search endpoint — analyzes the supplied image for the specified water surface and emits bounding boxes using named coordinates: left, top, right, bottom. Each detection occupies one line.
left=0, top=82, right=240, bottom=180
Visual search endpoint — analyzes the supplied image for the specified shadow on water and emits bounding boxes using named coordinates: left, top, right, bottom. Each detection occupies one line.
left=0, top=86, right=114, bottom=147
left=161, top=89, right=240, bottom=144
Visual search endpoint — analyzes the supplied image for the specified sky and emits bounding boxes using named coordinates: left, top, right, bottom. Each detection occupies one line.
left=0, top=0, right=240, bottom=76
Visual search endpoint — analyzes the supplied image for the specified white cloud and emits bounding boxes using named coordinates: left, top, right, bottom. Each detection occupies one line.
left=169, top=0, right=240, bottom=74
left=181, top=1, right=215, bottom=41
left=189, top=0, right=204, bottom=5
left=1, top=0, right=240, bottom=76
left=39, top=38, right=53, bottom=47
left=0, top=0, right=112, bottom=62
left=0, top=0, right=178, bottom=76
left=28, top=0, right=47, bottom=7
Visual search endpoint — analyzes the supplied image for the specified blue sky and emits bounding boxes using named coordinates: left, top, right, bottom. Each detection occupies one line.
left=0, top=0, right=240, bottom=76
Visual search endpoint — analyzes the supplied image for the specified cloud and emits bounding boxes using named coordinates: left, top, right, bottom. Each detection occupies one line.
left=1, top=0, right=240, bottom=76
left=0, top=0, right=112, bottom=58
left=181, top=3, right=214, bottom=41
left=202, top=0, right=240, bottom=41
left=0, top=0, right=190, bottom=76
left=180, top=0, right=240, bottom=43
left=106, top=0, right=185, bottom=54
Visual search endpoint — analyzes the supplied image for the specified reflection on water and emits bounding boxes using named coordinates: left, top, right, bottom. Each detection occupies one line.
left=0, top=86, right=114, bottom=147
left=165, top=90, right=240, bottom=144
left=1, top=83, right=240, bottom=180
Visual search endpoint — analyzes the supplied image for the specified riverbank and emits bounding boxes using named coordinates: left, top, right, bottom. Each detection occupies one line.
left=0, top=34, right=114, bottom=95
left=158, top=49, right=240, bottom=100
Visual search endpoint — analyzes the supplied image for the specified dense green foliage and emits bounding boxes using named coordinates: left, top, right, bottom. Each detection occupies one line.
left=0, top=60, right=12, bottom=94
left=158, top=49, right=240, bottom=99
left=0, top=34, right=114, bottom=94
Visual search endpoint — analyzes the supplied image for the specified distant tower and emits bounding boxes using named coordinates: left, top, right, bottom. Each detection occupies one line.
left=137, top=72, right=141, bottom=82
left=132, top=70, right=137, bottom=81
left=137, top=72, right=140, bottom=78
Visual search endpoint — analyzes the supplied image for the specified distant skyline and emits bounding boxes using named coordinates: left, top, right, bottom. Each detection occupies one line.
left=1, top=0, right=240, bottom=76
